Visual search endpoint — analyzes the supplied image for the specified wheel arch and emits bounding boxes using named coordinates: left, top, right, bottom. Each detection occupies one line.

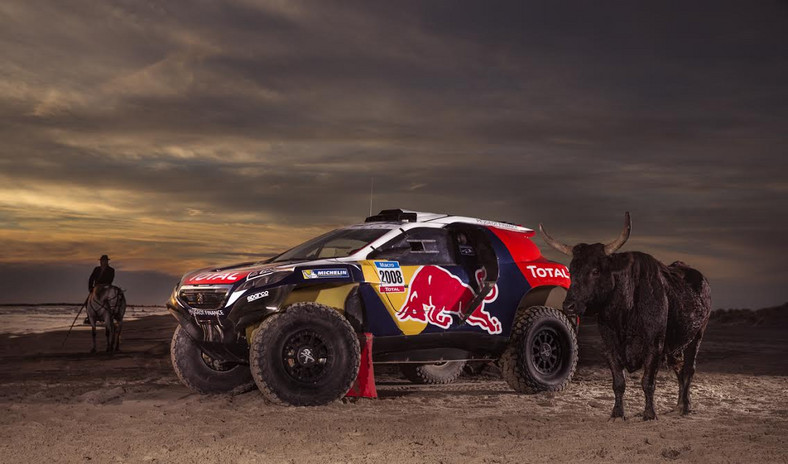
left=518, top=285, right=567, bottom=312
left=516, top=286, right=578, bottom=332
left=243, top=283, right=359, bottom=342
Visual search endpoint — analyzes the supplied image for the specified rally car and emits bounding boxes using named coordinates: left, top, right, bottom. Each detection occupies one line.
left=168, top=209, right=578, bottom=406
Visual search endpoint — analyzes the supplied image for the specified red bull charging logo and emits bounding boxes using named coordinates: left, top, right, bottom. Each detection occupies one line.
left=395, top=266, right=502, bottom=334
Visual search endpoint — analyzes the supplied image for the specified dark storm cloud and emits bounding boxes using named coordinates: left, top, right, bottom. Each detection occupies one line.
left=0, top=1, right=786, bottom=307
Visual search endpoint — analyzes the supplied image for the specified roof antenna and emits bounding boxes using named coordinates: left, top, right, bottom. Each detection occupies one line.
left=369, top=177, right=374, bottom=216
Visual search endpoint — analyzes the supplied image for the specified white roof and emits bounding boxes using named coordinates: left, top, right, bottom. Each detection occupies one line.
left=364, top=209, right=532, bottom=233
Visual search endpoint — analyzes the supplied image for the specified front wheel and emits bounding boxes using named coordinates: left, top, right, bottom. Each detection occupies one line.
left=170, top=325, right=256, bottom=394
left=500, top=306, right=578, bottom=394
left=249, top=302, right=360, bottom=406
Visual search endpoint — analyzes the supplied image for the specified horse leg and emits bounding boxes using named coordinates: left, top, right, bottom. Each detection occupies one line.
left=105, top=315, right=114, bottom=353
left=90, top=321, right=97, bottom=354
left=114, top=318, right=123, bottom=352
left=680, top=331, right=704, bottom=415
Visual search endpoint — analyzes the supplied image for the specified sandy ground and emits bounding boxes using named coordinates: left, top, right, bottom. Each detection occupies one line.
left=0, top=307, right=786, bottom=464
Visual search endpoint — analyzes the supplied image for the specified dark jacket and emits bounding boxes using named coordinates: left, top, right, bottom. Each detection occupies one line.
left=89, top=266, right=115, bottom=291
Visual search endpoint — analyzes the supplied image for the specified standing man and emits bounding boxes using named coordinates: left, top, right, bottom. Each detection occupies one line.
left=89, top=255, right=115, bottom=292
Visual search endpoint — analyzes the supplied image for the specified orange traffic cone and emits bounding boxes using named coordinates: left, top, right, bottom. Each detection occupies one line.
left=345, top=332, right=377, bottom=399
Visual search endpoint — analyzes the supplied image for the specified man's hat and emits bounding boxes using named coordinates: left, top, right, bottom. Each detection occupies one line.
left=100, top=255, right=110, bottom=261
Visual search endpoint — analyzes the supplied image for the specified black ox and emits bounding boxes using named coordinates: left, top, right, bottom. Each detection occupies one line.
left=540, top=213, right=711, bottom=421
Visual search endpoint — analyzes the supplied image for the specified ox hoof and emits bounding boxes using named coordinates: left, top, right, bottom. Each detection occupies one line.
left=609, top=405, right=626, bottom=421
left=643, top=410, right=658, bottom=421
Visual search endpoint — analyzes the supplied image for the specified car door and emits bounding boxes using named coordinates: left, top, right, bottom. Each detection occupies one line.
left=364, top=227, right=477, bottom=335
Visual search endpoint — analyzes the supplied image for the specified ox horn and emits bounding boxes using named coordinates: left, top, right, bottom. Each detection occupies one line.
left=603, top=212, right=632, bottom=255
left=538, top=223, right=573, bottom=256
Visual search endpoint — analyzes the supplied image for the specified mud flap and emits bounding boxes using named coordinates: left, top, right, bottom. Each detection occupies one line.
left=345, top=332, right=377, bottom=399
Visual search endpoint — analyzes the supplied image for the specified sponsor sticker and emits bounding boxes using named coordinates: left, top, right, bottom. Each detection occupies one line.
left=459, top=245, right=476, bottom=256
left=187, top=308, right=224, bottom=317
left=246, top=290, right=270, bottom=302
left=394, top=266, right=502, bottom=334
left=302, top=268, right=350, bottom=279
left=374, top=261, right=405, bottom=293
left=525, top=265, right=570, bottom=279
left=185, top=271, right=249, bottom=285
left=380, top=285, right=406, bottom=293
left=246, top=268, right=276, bottom=281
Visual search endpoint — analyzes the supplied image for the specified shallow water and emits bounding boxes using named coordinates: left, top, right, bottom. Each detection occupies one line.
left=0, top=305, right=168, bottom=334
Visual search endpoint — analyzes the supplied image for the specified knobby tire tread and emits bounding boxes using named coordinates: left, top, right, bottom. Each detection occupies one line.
left=400, top=361, right=466, bottom=385
left=501, top=306, right=578, bottom=394
left=249, top=302, right=361, bottom=406
left=170, top=325, right=256, bottom=395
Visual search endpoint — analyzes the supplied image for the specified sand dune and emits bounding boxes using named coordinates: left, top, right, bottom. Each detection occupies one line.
left=0, top=308, right=786, bottom=463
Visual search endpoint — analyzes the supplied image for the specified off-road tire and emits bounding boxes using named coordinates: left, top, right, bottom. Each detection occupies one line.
left=500, top=306, right=578, bottom=394
left=249, top=302, right=361, bottom=406
left=400, top=361, right=466, bottom=384
left=170, top=325, right=256, bottom=394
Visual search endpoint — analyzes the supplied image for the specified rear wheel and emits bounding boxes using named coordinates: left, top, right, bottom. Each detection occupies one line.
left=501, top=306, right=578, bottom=393
left=249, top=302, right=360, bottom=406
left=170, top=325, right=256, bottom=394
left=400, top=361, right=466, bottom=384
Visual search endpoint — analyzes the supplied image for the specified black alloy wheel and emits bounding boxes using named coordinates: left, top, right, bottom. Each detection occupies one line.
left=530, top=327, right=563, bottom=376
left=282, top=329, right=332, bottom=383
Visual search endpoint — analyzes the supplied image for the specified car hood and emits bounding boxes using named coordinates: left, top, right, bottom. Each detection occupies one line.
left=180, top=258, right=351, bottom=286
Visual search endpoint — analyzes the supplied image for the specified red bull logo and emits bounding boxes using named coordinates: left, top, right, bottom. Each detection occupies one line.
left=395, top=266, right=502, bottom=334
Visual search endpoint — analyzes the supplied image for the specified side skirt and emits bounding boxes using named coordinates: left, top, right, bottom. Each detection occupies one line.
left=372, top=332, right=507, bottom=364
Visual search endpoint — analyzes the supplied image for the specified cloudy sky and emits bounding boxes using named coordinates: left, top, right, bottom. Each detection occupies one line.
left=1, top=1, right=785, bottom=307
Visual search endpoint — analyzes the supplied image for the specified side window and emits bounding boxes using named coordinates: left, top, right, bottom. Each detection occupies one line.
left=371, top=228, right=456, bottom=265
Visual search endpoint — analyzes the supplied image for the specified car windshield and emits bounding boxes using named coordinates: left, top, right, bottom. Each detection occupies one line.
left=271, top=227, right=391, bottom=262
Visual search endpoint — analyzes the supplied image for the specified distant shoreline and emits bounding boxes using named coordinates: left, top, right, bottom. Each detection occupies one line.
left=0, top=303, right=167, bottom=307
left=1, top=302, right=785, bottom=311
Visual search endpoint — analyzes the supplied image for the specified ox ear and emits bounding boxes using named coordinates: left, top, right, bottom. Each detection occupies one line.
left=604, top=212, right=632, bottom=256
left=539, top=223, right=573, bottom=256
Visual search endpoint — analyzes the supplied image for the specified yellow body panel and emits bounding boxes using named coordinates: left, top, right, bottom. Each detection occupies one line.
left=283, top=284, right=356, bottom=310
left=244, top=283, right=357, bottom=341
left=361, top=260, right=427, bottom=336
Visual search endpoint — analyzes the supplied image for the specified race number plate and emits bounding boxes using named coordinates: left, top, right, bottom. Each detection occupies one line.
left=374, top=261, right=405, bottom=293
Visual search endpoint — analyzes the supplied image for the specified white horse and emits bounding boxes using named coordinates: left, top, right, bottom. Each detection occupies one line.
left=86, top=285, right=127, bottom=353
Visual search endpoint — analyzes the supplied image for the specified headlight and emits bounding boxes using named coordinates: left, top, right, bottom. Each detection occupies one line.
left=236, top=270, right=291, bottom=291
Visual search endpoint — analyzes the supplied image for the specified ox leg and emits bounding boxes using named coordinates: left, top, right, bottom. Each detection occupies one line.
left=606, top=355, right=627, bottom=420
left=679, top=332, right=703, bottom=415
left=641, top=353, right=660, bottom=421
left=666, top=352, right=685, bottom=411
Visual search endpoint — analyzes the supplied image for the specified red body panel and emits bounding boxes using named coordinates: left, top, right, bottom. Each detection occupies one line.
left=487, top=227, right=570, bottom=288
